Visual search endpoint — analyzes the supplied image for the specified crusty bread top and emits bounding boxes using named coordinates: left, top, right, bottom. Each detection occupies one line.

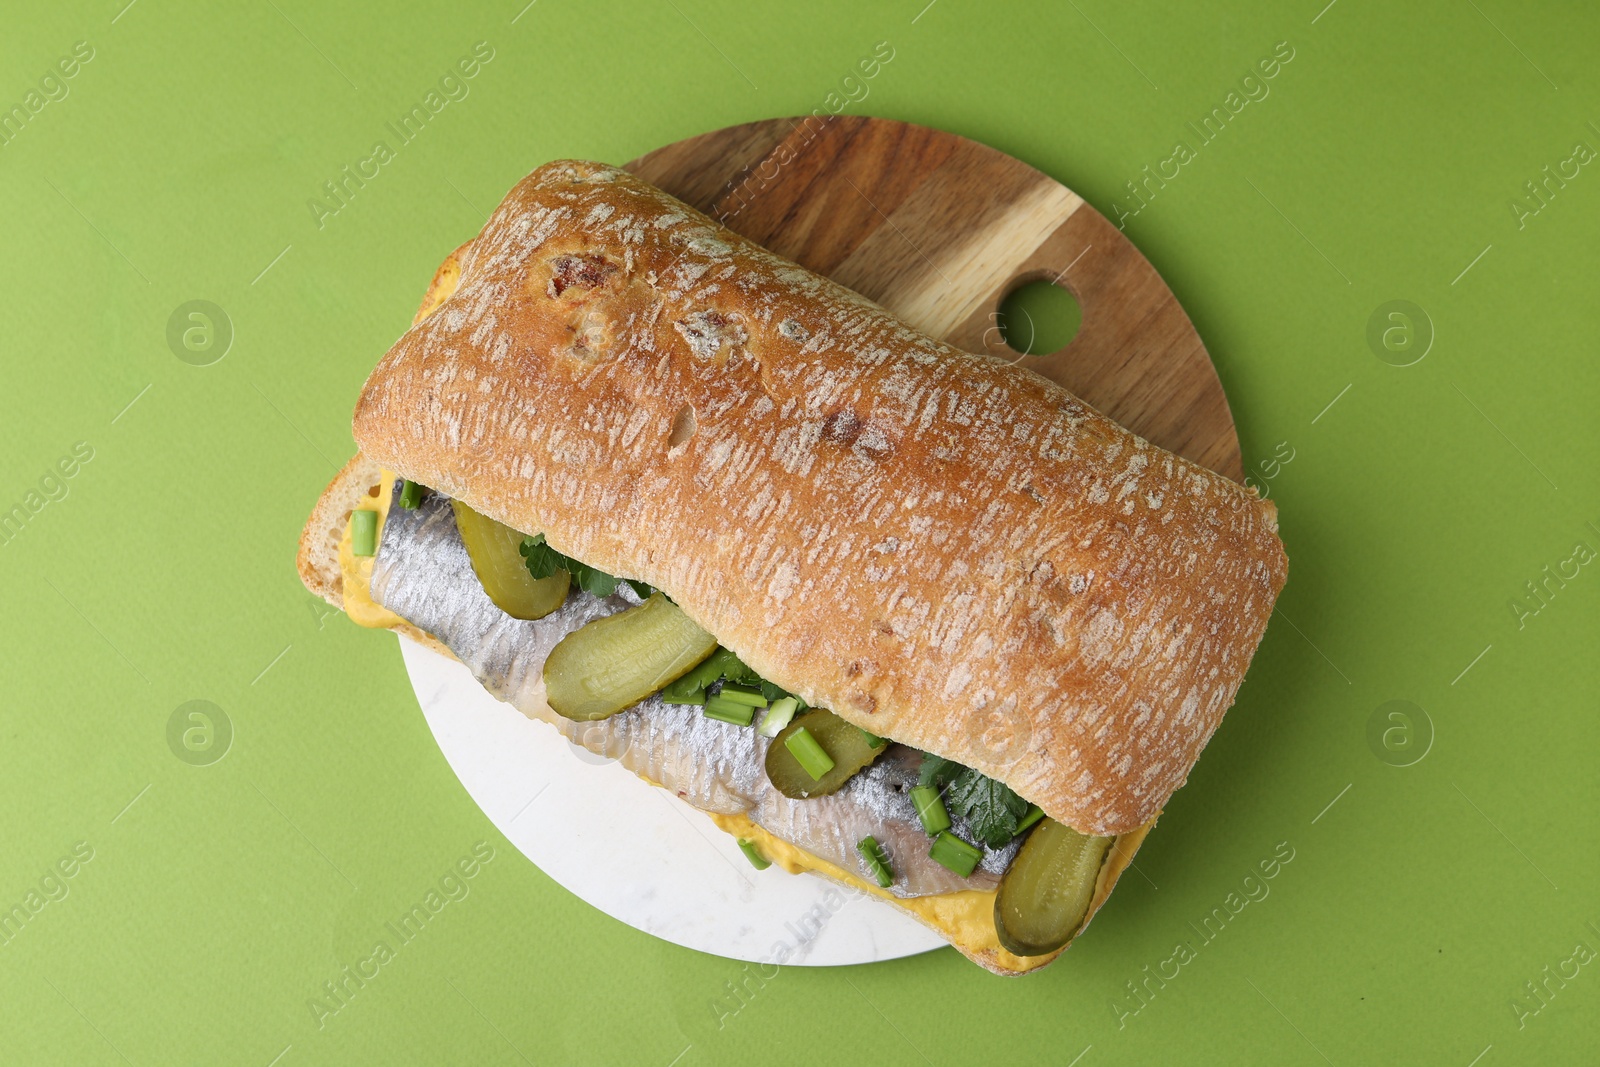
left=351, top=160, right=1287, bottom=835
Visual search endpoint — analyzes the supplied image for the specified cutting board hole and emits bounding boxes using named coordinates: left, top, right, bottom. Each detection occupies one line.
left=997, top=280, right=1081, bottom=355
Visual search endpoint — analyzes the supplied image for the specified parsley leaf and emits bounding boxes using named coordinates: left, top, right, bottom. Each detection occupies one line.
left=660, top=650, right=732, bottom=705
left=917, top=753, right=962, bottom=789
left=519, top=533, right=564, bottom=579
left=945, top=768, right=1030, bottom=848
left=756, top=676, right=807, bottom=709
left=717, top=651, right=762, bottom=687
left=519, top=533, right=635, bottom=598
left=566, top=560, right=617, bottom=598
left=660, top=646, right=793, bottom=706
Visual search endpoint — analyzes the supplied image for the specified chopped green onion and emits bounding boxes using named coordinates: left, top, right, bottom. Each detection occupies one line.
left=398, top=479, right=424, bottom=509
left=858, top=726, right=887, bottom=749
left=758, top=696, right=800, bottom=738
left=660, top=684, right=707, bottom=707
left=738, top=839, right=771, bottom=870
left=351, top=509, right=378, bottom=556
left=1014, top=804, right=1045, bottom=835
left=703, top=694, right=757, bottom=726
left=910, top=784, right=951, bottom=836
left=929, top=831, right=983, bottom=878
left=856, top=835, right=893, bottom=888
left=785, top=726, right=835, bottom=781
left=715, top=684, right=768, bottom=708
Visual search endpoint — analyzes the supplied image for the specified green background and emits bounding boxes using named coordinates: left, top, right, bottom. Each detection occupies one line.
left=2, top=0, right=1595, bottom=1063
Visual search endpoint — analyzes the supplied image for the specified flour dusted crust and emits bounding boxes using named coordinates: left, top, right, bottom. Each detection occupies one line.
left=350, top=160, right=1288, bottom=836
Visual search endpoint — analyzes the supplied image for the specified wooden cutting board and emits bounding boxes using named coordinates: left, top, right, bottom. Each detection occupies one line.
left=626, top=114, right=1242, bottom=483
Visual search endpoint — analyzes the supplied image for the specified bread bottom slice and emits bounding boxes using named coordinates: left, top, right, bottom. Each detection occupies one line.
left=298, top=451, right=1154, bottom=975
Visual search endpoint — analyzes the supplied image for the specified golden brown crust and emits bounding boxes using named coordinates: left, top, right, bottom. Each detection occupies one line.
left=415, top=240, right=471, bottom=324
left=350, top=160, right=1287, bottom=836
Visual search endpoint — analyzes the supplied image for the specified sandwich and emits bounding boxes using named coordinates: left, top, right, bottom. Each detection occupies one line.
left=297, top=159, right=1288, bottom=975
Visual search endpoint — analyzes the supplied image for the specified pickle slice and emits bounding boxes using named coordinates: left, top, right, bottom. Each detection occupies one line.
left=451, top=500, right=570, bottom=620
left=994, top=819, right=1115, bottom=957
left=765, top=709, right=888, bottom=798
left=544, top=593, right=717, bottom=720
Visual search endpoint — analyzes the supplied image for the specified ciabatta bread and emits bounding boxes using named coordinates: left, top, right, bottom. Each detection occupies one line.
left=349, top=160, right=1288, bottom=836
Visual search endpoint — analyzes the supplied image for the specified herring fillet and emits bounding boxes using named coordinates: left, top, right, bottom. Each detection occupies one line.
left=369, top=485, right=1015, bottom=896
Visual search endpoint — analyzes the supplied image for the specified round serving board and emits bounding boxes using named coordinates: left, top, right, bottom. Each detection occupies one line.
left=403, top=116, right=1242, bottom=967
